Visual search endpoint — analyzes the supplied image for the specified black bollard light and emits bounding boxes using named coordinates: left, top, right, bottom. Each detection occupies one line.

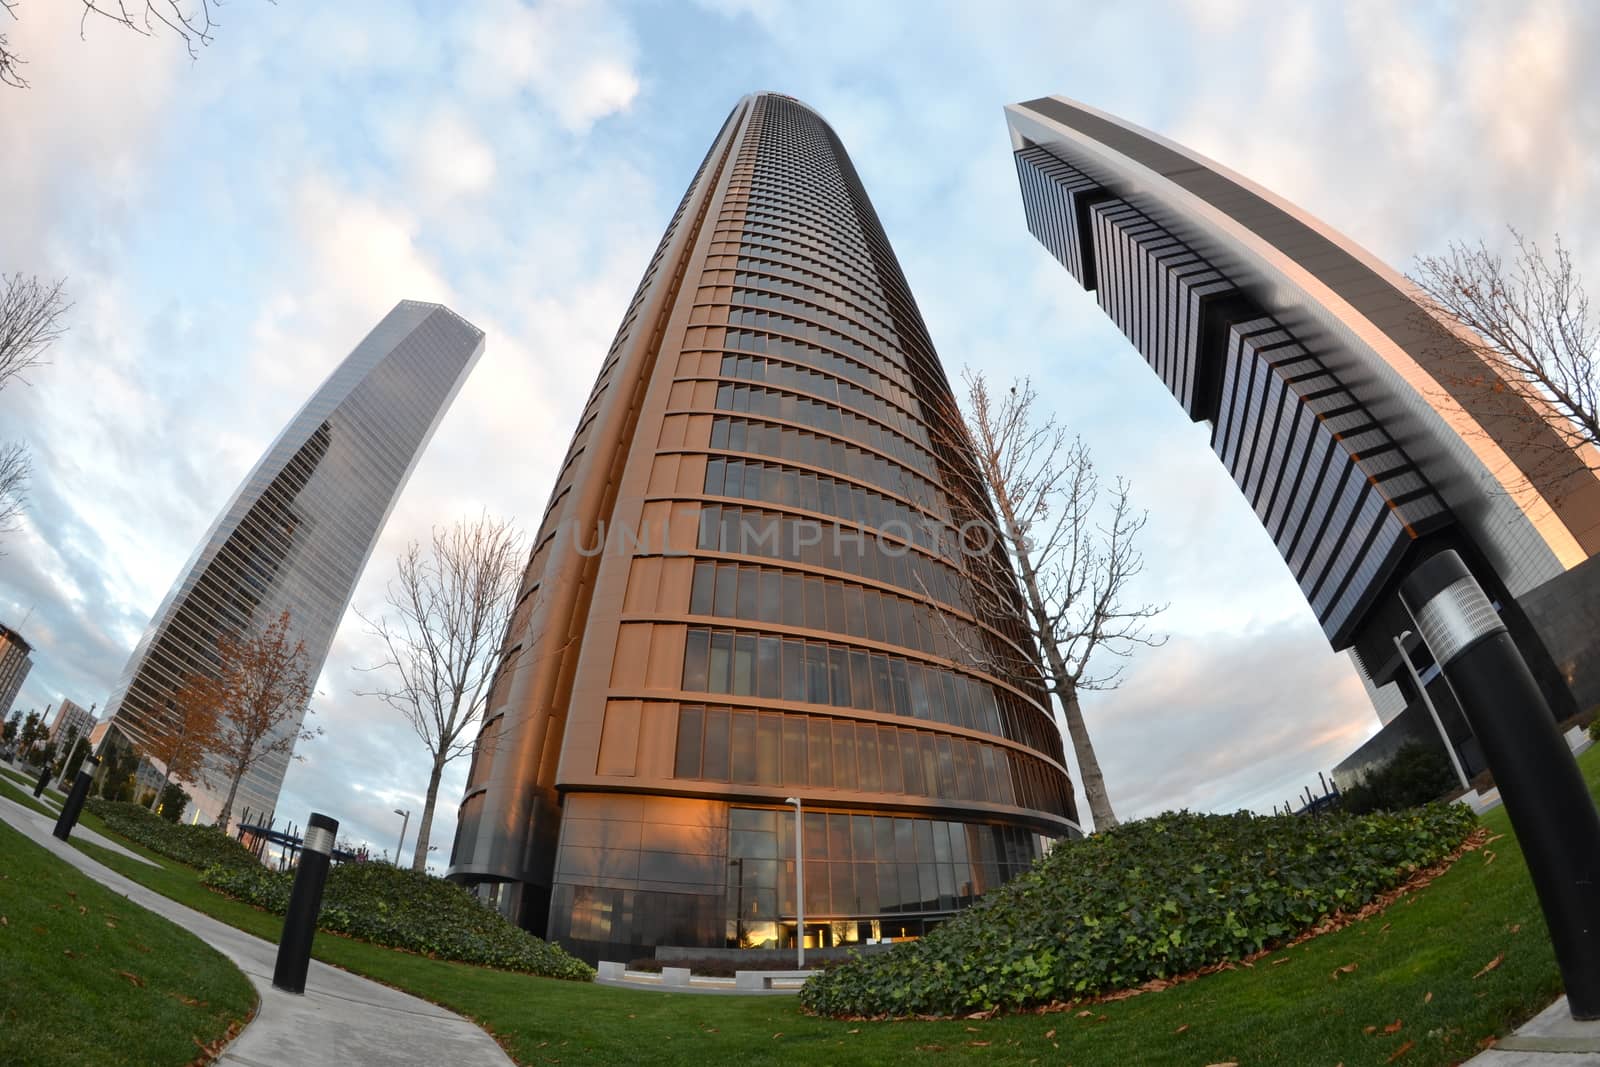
left=272, top=812, right=338, bottom=995
left=1400, top=550, right=1600, bottom=1019
left=32, top=762, right=52, bottom=798
left=53, top=755, right=101, bottom=841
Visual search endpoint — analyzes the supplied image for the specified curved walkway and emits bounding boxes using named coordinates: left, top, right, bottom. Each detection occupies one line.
left=0, top=795, right=513, bottom=1067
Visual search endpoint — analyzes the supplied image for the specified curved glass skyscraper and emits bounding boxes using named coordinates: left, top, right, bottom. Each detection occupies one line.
left=104, top=300, right=485, bottom=826
left=1005, top=95, right=1600, bottom=781
left=449, top=93, right=1076, bottom=963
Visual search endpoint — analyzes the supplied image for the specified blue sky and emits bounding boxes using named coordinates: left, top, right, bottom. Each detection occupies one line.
left=2, top=0, right=1595, bottom=863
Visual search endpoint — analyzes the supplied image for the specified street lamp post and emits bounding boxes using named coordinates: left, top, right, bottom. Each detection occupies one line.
left=1401, top=550, right=1600, bottom=1018
left=786, top=796, right=804, bottom=969
left=1393, top=630, right=1471, bottom=793
left=393, top=809, right=410, bottom=868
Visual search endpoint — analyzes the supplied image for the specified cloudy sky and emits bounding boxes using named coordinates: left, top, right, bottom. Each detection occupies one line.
left=1, top=0, right=1594, bottom=863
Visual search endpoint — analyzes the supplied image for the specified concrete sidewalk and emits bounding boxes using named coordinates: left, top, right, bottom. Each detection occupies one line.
left=0, top=796, right=513, bottom=1066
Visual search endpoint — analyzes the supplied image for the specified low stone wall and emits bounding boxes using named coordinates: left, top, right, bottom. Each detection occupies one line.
left=655, top=942, right=895, bottom=964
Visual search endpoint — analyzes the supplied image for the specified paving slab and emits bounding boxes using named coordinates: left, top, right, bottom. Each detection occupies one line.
left=1466, top=996, right=1600, bottom=1065
left=0, top=799, right=513, bottom=1066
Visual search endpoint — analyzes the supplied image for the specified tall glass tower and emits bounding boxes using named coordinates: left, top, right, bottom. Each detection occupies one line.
left=449, top=93, right=1076, bottom=964
left=104, top=300, right=485, bottom=826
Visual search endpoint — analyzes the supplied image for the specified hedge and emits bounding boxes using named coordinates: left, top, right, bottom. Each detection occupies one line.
left=201, top=861, right=594, bottom=982
left=799, top=804, right=1477, bottom=1018
left=86, top=800, right=258, bottom=871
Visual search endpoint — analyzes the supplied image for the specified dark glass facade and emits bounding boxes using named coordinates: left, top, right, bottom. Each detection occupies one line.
left=1006, top=95, right=1600, bottom=752
left=449, top=93, right=1076, bottom=964
left=103, top=301, right=485, bottom=826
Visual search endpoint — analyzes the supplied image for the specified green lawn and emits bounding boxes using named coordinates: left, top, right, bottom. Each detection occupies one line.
left=38, top=748, right=1600, bottom=1066
left=0, top=822, right=256, bottom=1067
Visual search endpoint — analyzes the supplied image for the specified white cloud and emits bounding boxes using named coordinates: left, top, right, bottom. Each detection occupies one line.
left=410, top=110, right=499, bottom=203
left=457, top=0, right=641, bottom=132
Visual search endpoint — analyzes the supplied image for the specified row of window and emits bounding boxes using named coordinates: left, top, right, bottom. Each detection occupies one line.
left=732, top=283, right=898, bottom=380
left=711, top=415, right=947, bottom=520
left=718, top=346, right=931, bottom=456
left=706, top=453, right=949, bottom=556
left=743, top=207, right=881, bottom=286
left=733, top=256, right=898, bottom=341
left=726, top=254, right=904, bottom=368
left=694, top=504, right=1046, bottom=667
left=686, top=559, right=1050, bottom=748
left=714, top=380, right=937, bottom=485
left=734, top=238, right=897, bottom=344
left=720, top=331, right=930, bottom=470
left=674, top=704, right=1070, bottom=819
left=680, top=626, right=1062, bottom=764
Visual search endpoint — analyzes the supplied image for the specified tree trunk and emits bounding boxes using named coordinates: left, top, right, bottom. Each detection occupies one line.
left=991, top=486, right=1120, bottom=832
left=411, top=759, right=444, bottom=873
left=1059, top=684, right=1118, bottom=830
left=216, top=766, right=245, bottom=831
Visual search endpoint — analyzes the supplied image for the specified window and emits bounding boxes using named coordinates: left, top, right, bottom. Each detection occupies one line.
left=675, top=707, right=703, bottom=778
left=708, top=631, right=732, bottom=694
left=683, top=630, right=709, bottom=691
left=703, top=708, right=730, bottom=782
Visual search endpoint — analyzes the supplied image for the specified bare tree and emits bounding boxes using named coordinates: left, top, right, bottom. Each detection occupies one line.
left=359, top=513, right=523, bottom=873
left=208, top=609, right=319, bottom=829
left=939, top=373, right=1165, bottom=832
left=2, top=0, right=230, bottom=88
left=1411, top=229, right=1600, bottom=465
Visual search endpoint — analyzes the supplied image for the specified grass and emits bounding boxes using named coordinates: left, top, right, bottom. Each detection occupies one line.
left=0, top=822, right=256, bottom=1067
left=34, top=749, right=1600, bottom=1066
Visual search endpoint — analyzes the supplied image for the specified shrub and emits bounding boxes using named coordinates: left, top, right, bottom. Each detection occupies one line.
left=201, top=861, right=594, bottom=982
left=85, top=800, right=257, bottom=870
left=799, top=804, right=1477, bottom=1019
left=157, top=783, right=189, bottom=823
left=1587, top=717, right=1600, bottom=744
left=1339, top=742, right=1459, bottom=815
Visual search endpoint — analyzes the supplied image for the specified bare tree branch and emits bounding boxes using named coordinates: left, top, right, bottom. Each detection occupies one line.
left=922, top=372, right=1167, bottom=832
left=0, top=441, right=28, bottom=549
left=0, top=273, right=70, bottom=391
left=357, top=512, right=524, bottom=872
left=1, top=0, right=27, bottom=88
left=2, top=0, right=254, bottom=87
left=1411, top=228, right=1600, bottom=468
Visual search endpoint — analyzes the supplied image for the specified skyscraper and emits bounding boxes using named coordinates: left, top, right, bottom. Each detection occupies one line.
left=1005, top=96, right=1600, bottom=779
left=0, top=620, right=31, bottom=717
left=104, top=300, right=485, bottom=825
left=48, top=697, right=96, bottom=748
left=449, top=93, right=1076, bottom=963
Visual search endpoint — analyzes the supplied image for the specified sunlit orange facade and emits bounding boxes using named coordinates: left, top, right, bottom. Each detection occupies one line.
left=448, top=93, right=1077, bottom=963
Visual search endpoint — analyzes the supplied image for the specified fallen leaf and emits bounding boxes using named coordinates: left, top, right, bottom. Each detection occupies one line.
left=771, top=1033, right=783, bottom=1039
left=1379, top=923, right=1391, bottom=933
left=915, top=1045, right=945, bottom=1053
left=1077, top=1010, right=1095, bottom=1018
left=78, top=906, right=87, bottom=916
left=1424, top=992, right=1433, bottom=1004
left=965, top=1026, right=980, bottom=1033
left=1363, top=1026, right=1377, bottom=1036
left=1509, top=924, right=1521, bottom=934
left=1473, top=953, right=1505, bottom=979
left=1202, top=1062, right=1239, bottom=1067
left=1, top=916, right=7, bottom=927
left=1175, top=1024, right=1190, bottom=1034
left=1386, top=1039, right=1415, bottom=1063
left=968, top=1041, right=991, bottom=1047
left=1097, top=1015, right=1108, bottom=1023
left=1383, top=1019, right=1403, bottom=1034
left=1271, top=957, right=1289, bottom=966
left=1484, top=850, right=1497, bottom=865
left=1043, top=1029, right=1056, bottom=1039
left=63, top=949, right=82, bottom=959
left=1332, top=962, right=1358, bottom=979
left=847, top=1029, right=859, bottom=1035
left=116, top=970, right=146, bottom=988
left=104, top=920, right=117, bottom=929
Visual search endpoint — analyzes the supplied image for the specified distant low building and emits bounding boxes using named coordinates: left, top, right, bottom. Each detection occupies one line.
left=48, top=698, right=97, bottom=748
